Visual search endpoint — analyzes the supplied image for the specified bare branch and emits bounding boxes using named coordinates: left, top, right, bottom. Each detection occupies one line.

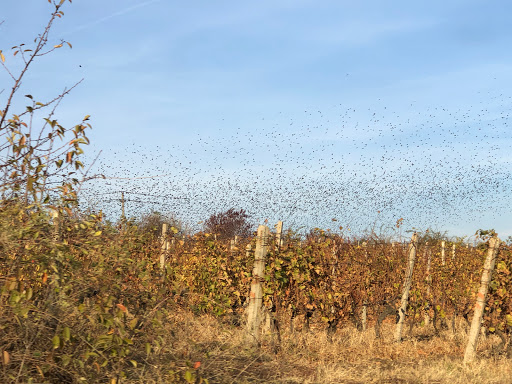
left=0, top=4, right=65, bottom=131
left=75, top=150, right=103, bottom=195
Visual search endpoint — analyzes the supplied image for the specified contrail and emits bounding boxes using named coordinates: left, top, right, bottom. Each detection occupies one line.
left=61, top=0, right=163, bottom=37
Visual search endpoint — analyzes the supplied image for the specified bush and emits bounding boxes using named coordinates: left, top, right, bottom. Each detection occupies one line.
left=203, top=208, right=254, bottom=240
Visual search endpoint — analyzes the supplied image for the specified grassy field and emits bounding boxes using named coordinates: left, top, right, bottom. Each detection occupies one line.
left=147, top=308, right=511, bottom=384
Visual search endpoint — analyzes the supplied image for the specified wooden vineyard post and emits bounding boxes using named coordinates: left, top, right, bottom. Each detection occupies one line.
left=452, top=243, right=456, bottom=260
left=361, top=304, right=368, bottom=331
left=275, top=221, right=283, bottom=250
left=50, top=208, right=60, bottom=242
left=441, top=240, right=446, bottom=266
left=394, top=232, right=418, bottom=343
left=246, top=225, right=270, bottom=344
left=120, top=191, right=126, bottom=220
left=424, top=242, right=432, bottom=326
left=463, top=236, right=500, bottom=364
left=160, top=223, right=168, bottom=275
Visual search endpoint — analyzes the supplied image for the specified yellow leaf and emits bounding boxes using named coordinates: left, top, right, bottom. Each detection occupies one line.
left=54, top=44, right=63, bottom=49
left=2, top=350, right=9, bottom=366
left=94, top=230, right=102, bottom=236
left=0, top=51, right=4, bottom=63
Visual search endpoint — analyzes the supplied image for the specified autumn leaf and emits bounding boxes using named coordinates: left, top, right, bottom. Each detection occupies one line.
left=2, top=350, right=9, bottom=366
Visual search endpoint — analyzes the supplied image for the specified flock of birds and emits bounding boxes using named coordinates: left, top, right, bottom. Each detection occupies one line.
left=79, top=95, right=512, bottom=238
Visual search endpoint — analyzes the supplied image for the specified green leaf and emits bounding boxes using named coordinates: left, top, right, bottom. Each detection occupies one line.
left=184, top=370, right=193, bottom=383
left=128, top=318, right=138, bottom=330
left=62, top=327, right=71, bottom=342
left=52, top=335, right=61, bottom=349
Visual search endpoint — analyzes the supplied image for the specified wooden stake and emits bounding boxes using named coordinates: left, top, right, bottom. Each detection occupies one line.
left=275, top=221, right=283, bottom=250
left=50, top=208, right=60, bottom=242
left=160, top=223, right=168, bottom=272
left=424, top=242, right=432, bottom=326
left=394, top=232, right=418, bottom=342
left=120, top=191, right=125, bottom=220
left=362, top=303, right=368, bottom=331
left=246, top=225, right=270, bottom=344
left=464, top=237, right=500, bottom=364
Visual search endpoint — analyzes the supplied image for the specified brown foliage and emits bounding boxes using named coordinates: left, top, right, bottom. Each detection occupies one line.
left=203, top=208, right=254, bottom=240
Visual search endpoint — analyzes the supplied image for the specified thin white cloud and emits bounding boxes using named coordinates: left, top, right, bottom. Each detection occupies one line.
left=61, top=0, right=162, bottom=37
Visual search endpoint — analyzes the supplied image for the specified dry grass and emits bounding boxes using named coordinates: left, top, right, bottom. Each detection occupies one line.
left=162, top=311, right=511, bottom=384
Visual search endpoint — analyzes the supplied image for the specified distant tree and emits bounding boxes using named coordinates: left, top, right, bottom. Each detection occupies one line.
left=413, top=228, right=449, bottom=245
left=203, top=208, right=253, bottom=240
left=137, top=211, right=188, bottom=238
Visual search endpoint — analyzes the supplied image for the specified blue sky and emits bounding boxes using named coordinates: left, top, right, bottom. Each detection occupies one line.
left=1, top=0, right=511, bottom=239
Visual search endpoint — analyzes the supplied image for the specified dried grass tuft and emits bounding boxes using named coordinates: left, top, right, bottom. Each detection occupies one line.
left=158, top=310, right=511, bottom=384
